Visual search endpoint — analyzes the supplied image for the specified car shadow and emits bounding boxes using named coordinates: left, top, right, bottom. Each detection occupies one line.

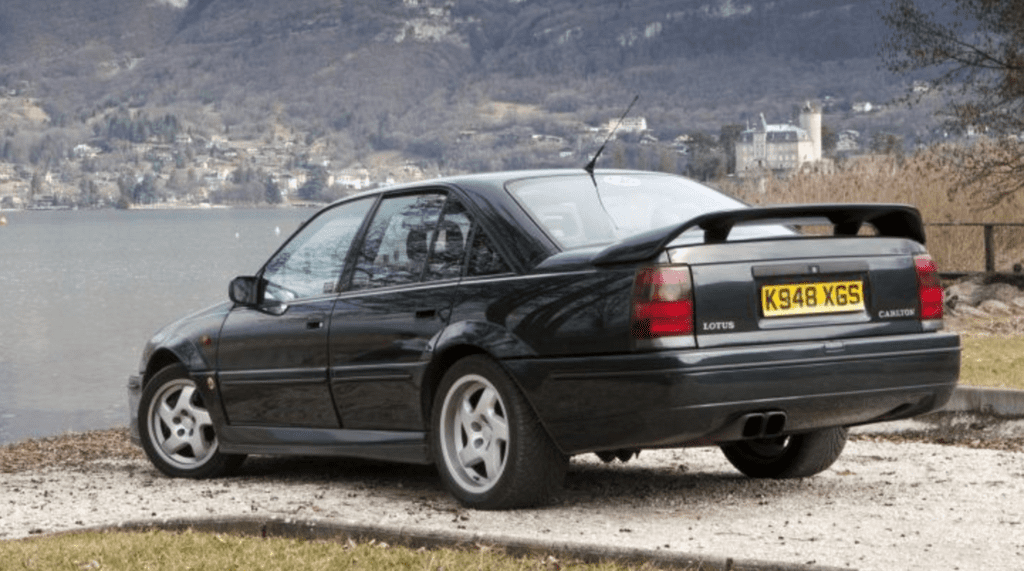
left=201, top=453, right=806, bottom=509
left=232, top=455, right=440, bottom=486
left=561, top=458, right=760, bottom=505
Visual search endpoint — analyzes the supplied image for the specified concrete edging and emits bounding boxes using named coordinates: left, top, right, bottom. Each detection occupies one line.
left=76, top=516, right=849, bottom=571
left=945, top=386, right=1024, bottom=418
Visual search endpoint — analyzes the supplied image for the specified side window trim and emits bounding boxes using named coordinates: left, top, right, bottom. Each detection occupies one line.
left=336, top=194, right=384, bottom=293
left=447, top=186, right=521, bottom=275
left=460, top=223, right=480, bottom=280
left=444, top=190, right=512, bottom=278
left=424, top=194, right=472, bottom=282
left=420, top=192, right=454, bottom=283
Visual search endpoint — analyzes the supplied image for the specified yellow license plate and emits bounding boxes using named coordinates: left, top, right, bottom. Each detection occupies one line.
left=761, top=280, right=864, bottom=318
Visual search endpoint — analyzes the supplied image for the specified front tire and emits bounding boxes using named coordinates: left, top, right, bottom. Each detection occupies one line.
left=138, top=364, right=244, bottom=478
left=720, top=427, right=848, bottom=479
left=431, top=355, right=566, bottom=509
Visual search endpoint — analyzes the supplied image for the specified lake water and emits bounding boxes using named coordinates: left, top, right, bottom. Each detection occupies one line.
left=0, top=207, right=312, bottom=444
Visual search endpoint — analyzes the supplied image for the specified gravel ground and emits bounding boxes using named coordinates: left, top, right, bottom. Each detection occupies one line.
left=2, top=413, right=1023, bottom=571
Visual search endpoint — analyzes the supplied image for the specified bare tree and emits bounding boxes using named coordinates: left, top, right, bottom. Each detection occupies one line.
left=881, top=0, right=1024, bottom=205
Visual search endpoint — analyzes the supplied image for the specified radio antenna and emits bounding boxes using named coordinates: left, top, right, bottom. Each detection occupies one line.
left=584, top=94, right=639, bottom=180
left=584, top=94, right=639, bottom=230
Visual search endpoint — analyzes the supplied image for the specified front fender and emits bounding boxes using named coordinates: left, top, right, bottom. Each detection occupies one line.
left=130, top=302, right=232, bottom=446
left=138, top=302, right=232, bottom=379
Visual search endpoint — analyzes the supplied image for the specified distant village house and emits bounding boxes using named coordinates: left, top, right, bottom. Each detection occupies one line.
left=606, top=117, right=648, bottom=135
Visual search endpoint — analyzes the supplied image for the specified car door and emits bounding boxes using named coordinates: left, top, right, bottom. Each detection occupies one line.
left=217, top=197, right=374, bottom=428
left=327, top=191, right=471, bottom=431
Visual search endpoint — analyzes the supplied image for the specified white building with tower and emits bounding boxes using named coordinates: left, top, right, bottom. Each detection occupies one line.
left=735, top=102, right=822, bottom=174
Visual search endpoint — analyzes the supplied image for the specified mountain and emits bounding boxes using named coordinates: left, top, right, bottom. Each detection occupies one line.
left=0, top=0, right=942, bottom=202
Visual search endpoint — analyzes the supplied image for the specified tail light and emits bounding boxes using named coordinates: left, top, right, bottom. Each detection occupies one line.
left=914, top=254, right=943, bottom=321
left=631, top=266, right=694, bottom=339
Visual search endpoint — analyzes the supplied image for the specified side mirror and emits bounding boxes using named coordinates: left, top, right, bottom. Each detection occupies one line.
left=229, top=276, right=259, bottom=306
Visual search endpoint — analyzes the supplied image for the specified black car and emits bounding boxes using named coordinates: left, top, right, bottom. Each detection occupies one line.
left=128, top=169, right=960, bottom=509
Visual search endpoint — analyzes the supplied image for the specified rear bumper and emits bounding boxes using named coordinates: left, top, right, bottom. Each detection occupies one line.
left=503, top=332, right=960, bottom=455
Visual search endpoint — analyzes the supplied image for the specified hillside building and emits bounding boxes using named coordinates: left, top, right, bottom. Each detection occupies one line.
left=735, top=103, right=822, bottom=175
left=606, top=117, right=648, bottom=134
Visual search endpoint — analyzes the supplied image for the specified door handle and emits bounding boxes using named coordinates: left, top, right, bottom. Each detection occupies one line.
left=415, top=309, right=437, bottom=319
left=306, top=318, right=325, bottom=329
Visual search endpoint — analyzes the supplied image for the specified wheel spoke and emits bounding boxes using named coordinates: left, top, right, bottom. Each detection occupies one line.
left=476, top=387, right=498, bottom=417
left=455, top=400, right=476, bottom=464
left=161, top=431, right=188, bottom=455
left=459, top=399, right=478, bottom=438
left=487, top=407, right=509, bottom=443
left=157, top=400, right=177, bottom=429
left=481, top=440, right=504, bottom=479
left=176, top=386, right=197, bottom=414
left=190, top=405, right=213, bottom=429
left=188, top=430, right=213, bottom=459
left=458, top=441, right=483, bottom=469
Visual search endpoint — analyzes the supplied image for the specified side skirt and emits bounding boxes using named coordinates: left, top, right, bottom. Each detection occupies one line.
left=219, top=426, right=432, bottom=465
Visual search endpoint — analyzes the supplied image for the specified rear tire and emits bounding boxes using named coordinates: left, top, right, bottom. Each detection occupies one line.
left=431, top=355, right=566, bottom=509
left=138, top=364, right=244, bottom=478
left=720, top=427, right=848, bottom=479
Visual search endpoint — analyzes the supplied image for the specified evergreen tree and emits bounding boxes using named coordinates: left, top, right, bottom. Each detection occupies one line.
left=297, top=166, right=328, bottom=201
left=264, top=177, right=282, bottom=204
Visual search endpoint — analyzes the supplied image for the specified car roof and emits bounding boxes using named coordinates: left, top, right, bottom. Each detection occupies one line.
left=341, top=168, right=680, bottom=200
left=329, top=169, right=689, bottom=271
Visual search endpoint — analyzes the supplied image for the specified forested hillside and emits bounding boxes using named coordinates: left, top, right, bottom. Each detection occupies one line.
left=0, top=0, right=943, bottom=206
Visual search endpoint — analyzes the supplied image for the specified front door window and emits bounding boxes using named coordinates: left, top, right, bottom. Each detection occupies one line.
left=262, top=198, right=373, bottom=302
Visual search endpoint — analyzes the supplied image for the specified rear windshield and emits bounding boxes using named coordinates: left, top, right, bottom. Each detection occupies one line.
left=507, top=173, right=790, bottom=249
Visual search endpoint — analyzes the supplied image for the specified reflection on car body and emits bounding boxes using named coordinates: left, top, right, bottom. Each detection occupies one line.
left=128, top=169, right=960, bottom=509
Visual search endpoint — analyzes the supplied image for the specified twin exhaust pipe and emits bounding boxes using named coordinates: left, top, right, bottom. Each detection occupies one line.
left=739, top=411, right=788, bottom=439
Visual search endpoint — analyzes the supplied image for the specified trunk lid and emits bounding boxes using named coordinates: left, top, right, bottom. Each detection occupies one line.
left=571, top=203, right=939, bottom=350
left=673, top=236, right=934, bottom=348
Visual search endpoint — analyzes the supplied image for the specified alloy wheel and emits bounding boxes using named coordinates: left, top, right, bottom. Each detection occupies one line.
left=438, top=373, right=510, bottom=494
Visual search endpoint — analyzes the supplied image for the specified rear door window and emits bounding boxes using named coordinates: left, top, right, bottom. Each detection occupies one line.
left=350, top=193, right=447, bottom=290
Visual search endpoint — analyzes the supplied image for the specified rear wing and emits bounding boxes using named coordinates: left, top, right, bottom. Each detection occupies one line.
left=592, top=204, right=925, bottom=266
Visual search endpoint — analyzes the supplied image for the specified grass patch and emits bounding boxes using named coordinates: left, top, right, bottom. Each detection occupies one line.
left=959, top=335, right=1024, bottom=390
left=1, top=530, right=699, bottom=571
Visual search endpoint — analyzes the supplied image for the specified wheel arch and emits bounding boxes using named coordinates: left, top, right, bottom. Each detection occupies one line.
left=426, top=350, right=569, bottom=508
left=420, top=343, right=487, bottom=430
left=143, top=348, right=186, bottom=386
left=420, top=343, right=567, bottom=458
left=141, top=331, right=217, bottom=388
left=422, top=319, right=537, bottom=425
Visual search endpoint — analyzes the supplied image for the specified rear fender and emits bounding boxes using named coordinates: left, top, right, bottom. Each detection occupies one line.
left=431, top=319, right=537, bottom=361
left=421, top=320, right=540, bottom=443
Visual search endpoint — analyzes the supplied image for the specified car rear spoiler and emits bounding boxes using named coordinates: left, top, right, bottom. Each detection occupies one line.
left=592, top=204, right=925, bottom=266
